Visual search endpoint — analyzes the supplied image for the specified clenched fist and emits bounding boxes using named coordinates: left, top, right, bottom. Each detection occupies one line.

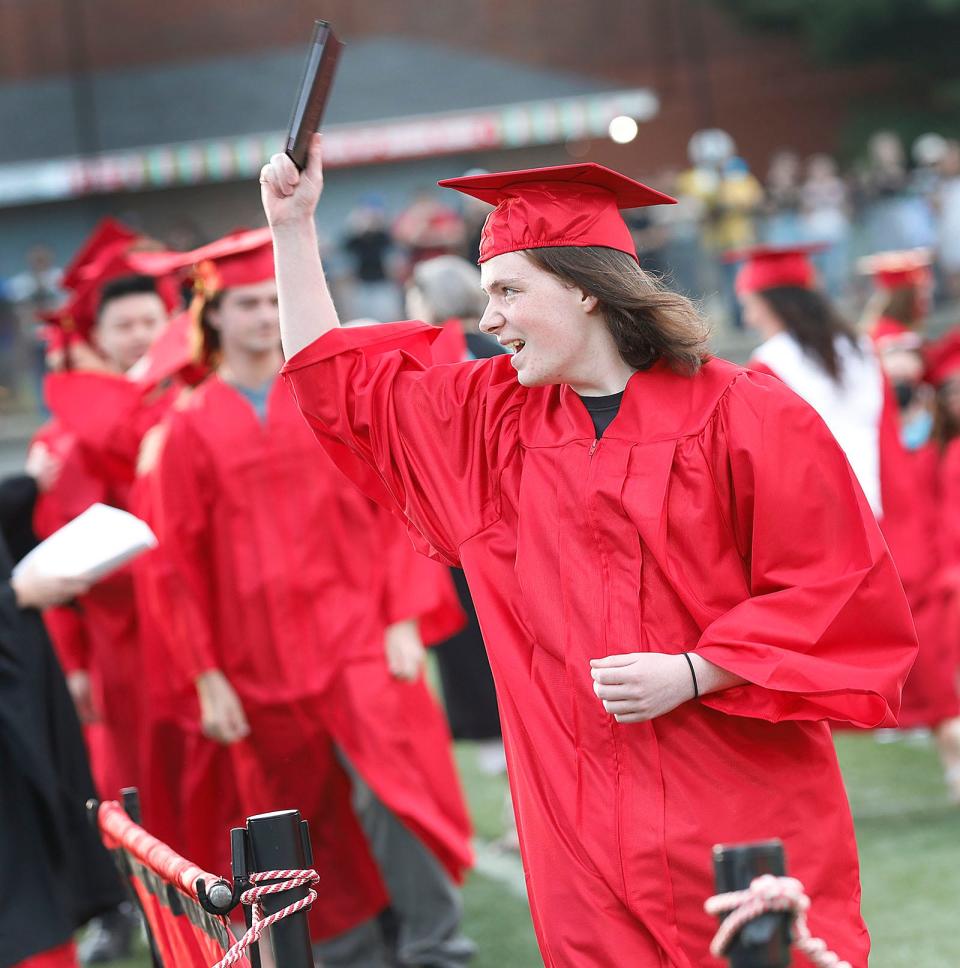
left=259, top=133, right=324, bottom=229
left=590, top=652, right=696, bottom=724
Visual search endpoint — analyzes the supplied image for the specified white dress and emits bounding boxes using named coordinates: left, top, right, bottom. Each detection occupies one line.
left=751, top=331, right=885, bottom=517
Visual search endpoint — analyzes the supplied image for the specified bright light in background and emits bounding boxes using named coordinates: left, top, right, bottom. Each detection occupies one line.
left=608, top=115, right=639, bottom=144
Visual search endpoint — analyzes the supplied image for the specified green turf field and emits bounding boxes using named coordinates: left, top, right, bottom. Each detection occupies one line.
left=102, top=732, right=960, bottom=968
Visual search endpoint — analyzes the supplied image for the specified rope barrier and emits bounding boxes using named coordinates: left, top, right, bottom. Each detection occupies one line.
left=96, top=799, right=243, bottom=966
left=210, top=869, right=320, bottom=968
left=705, top=874, right=851, bottom=968
left=97, top=800, right=220, bottom=902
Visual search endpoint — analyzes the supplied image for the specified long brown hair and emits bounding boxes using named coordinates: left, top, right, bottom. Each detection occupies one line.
left=933, top=383, right=960, bottom=451
left=199, top=291, right=224, bottom=362
left=523, top=246, right=710, bottom=376
left=758, top=286, right=859, bottom=382
left=864, top=285, right=922, bottom=331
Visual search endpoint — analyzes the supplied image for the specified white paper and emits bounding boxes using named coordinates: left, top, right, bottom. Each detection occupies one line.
left=14, top=502, right=158, bottom=583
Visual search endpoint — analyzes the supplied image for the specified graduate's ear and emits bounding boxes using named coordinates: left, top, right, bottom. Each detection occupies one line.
left=577, top=288, right=599, bottom=314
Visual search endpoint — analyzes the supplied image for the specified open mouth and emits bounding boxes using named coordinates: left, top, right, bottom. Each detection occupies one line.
left=505, top=339, right=526, bottom=354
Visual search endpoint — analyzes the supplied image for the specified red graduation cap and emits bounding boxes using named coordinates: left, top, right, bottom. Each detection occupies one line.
left=61, top=218, right=139, bottom=291
left=130, top=227, right=275, bottom=296
left=41, top=249, right=182, bottom=347
left=438, top=163, right=676, bottom=264
left=124, top=228, right=275, bottom=380
left=858, top=249, right=932, bottom=291
left=46, top=217, right=179, bottom=351
left=40, top=280, right=101, bottom=349
left=729, top=243, right=826, bottom=296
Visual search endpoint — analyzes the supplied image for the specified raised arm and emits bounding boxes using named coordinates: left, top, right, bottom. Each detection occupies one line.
left=259, top=134, right=340, bottom=358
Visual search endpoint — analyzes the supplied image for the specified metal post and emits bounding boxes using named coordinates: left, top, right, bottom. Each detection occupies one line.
left=121, top=787, right=143, bottom=824
left=118, top=788, right=163, bottom=968
left=245, top=810, right=314, bottom=968
left=712, top=839, right=792, bottom=968
left=230, top=827, right=261, bottom=968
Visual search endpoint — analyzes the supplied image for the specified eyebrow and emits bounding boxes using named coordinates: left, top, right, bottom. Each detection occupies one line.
left=481, top=276, right=523, bottom=294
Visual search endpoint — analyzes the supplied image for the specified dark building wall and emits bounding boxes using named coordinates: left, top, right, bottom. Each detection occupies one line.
left=0, top=1, right=896, bottom=274
left=2, top=0, right=892, bottom=168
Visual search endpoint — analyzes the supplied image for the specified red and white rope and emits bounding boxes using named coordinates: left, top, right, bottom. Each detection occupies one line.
left=705, top=874, right=851, bottom=968
left=210, top=869, right=319, bottom=968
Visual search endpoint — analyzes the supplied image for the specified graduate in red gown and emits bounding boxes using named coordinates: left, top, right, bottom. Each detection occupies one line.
left=739, top=245, right=887, bottom=515
left=873, top=338, right=960, bottom=750
left=858, top=248, right=934, bottom=346
left=27, top=222, right=186, bottom=962
left=146, top=231, right=474, bottom=965
left=857, top=250, right=960, bottom=430
left=31, top=262, right=181, bottom=801
left=738, top=245, right=960, bottom=797
left=262, top=139, right=917, bottom=967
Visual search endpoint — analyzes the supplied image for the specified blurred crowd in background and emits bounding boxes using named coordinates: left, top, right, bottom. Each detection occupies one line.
left=4, top=126, right=960, bottom=416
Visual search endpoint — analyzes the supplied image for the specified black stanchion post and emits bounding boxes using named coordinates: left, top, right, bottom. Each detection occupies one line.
left=117, top=788, right=164, bottom=968
left=245, top=810, right=313, bottom=968
left=121, top=787, right=143, bottom=824
left=231, top=827, right=261, bottom=968
left=712, top=839, right=792, bottom=968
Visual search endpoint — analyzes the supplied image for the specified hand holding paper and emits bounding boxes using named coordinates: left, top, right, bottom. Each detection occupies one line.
left=11, top=568, right=90, bottom=610
left=14, top=503, right=158, bottom=585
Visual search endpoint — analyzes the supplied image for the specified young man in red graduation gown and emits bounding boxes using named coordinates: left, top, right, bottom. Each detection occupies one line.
left=262, top=137, right=918, bottom=968
left=28, top=228, right=185, bottom=962
left=146, top=232, right=475, bottom=966
left=32, top=268, right=180, bottom=801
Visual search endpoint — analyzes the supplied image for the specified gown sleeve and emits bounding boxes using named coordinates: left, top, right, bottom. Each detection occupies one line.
left=149, top=411, right=219, bottom=681
left=694, top=371, right=918, bottom=728
left=379, top=506, right=466, bottom=645
left=282, top=322, right=522, bottom=565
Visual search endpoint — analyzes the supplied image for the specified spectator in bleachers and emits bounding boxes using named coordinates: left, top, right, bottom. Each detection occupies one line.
left=4, top=245, right=64, bottom=412
left=763, top=150, right=804, bottom=245
left=936, top=140, right=960, bottom=301
left=801, top=154, right=852, bottom=298
left=393, top=189, right=466, bottom=279
left=341, top=195, right=404, bottom=322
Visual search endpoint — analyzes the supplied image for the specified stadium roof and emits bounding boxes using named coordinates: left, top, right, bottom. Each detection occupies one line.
left=2, top=36, right=621, bottom=163
left=0, top=37, right=657, bottom=208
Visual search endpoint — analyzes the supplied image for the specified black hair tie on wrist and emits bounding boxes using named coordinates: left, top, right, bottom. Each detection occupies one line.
left=682, top=652, right=699, bottom=699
